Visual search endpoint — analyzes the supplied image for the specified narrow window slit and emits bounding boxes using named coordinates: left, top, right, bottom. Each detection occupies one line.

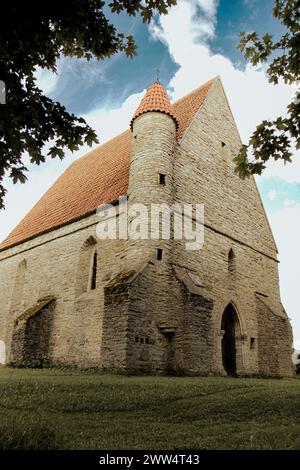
left=91, top=252, right=97, bottom=290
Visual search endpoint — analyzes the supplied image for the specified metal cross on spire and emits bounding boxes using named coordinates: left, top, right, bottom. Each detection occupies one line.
left=156, top=68, right=160, bottom=83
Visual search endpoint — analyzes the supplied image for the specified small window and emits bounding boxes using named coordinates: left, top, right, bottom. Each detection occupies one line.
left=135, top=337, right=139, bottom=343
left=145, top=337, right=149, bottom=345
left=250, top=338, right=256, bottom=350
left=90, top=251, right=98, bottom=290
left=159, top=174, right=166, bottom=185
left=140, top=337, right=144, bottom=344
left=157, top=248, right=163, bottom=261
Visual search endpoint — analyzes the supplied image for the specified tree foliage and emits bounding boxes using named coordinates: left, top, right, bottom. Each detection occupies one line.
left=234, top=0, right=300, bottom=178
left=0, top=0, right=176, bottom=208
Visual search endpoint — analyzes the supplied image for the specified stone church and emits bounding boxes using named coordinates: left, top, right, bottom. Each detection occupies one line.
left=0, top=77, right=294, bottom=376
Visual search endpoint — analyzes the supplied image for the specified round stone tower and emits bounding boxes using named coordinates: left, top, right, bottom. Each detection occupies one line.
left=126, top=81, right=179, bottom=264
left=124, top=82, right=179, bottom=373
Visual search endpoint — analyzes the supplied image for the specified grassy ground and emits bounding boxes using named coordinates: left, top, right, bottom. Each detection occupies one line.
left=0, top=367, right=299, bottom=450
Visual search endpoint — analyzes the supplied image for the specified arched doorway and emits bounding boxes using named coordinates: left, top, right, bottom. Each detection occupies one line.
left=221, top=304, right=241, bottom=376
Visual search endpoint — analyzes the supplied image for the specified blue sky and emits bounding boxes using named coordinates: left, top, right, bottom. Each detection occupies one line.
left=47, top=0, right=285, bottom=114
left=258, top=178, right=300, bottom=213
left=0, top=0, right=299, bottom=345
left=49, top=17, right=178, bottom=115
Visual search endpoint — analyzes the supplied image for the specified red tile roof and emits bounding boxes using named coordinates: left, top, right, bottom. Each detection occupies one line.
left=130, top=81, right=179, bottom=130
left=0, top=78, right=214, bottom=251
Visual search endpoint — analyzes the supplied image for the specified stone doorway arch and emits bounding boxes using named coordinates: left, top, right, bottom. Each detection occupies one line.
left=221, top=303, right=242, bottom=376
left=0, top=340, right=6, bottom=365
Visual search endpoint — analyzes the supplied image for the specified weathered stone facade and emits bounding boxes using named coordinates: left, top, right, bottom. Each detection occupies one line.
left=0, top=77, right=294, bottom=376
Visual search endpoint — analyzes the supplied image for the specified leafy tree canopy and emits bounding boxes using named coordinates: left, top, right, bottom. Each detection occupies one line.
left=234, top=0, right=300, bottom=178
left=0, top=0, right=176, bottom=208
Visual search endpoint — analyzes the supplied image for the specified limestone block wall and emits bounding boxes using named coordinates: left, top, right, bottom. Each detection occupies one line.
left=256, top=297, right=294, bottom=377
left=123, top=110, right=182, bottom=373
left=126, top=262, right=176, bottom=373
left=127, top=111, right=176, bottom=266
left=169, top=277, right=215, bottom=375
left=122, top=261, right=215, bottom=375
left=11, top=302, right=55, bottom=366
left=0, top=212, right=127, bottom=367
left=0, top=251, right=20, bottom=362
left=171, top=77, right=292, bottom=376
left=100, top=271, right=131, bottom=371
left=172, top=233, right=285, bottom=375
left=173, top=78, right=277, bottom=259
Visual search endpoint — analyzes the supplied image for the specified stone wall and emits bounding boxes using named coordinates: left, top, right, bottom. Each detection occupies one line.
left=0, top=212, right=127, bottom=367
left=256, top=296, right=294, bottom=377
left=173, top=78, right=277, bottom=259
left=170, top=77, right=293, bottom=376
left=100, top=270, right=131, bottom=371
left=169, top=275, right=215, bottom=375
left=11, top=302, right=55, bottom=366
left=126, top=262, right=176, bottom=374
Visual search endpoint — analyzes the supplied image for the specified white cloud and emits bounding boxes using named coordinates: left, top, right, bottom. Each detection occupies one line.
left=260, top=142, right=300, bottom=183
left=82, top=90, right=144, bottom=144
left=35, top=67, right=59, bottom=95
left=284, top=198, right=297, bottom=207
left=0, top=159, right=69, bottom=242
left=268, top=189, right=277, bottom=201
left=269, top=207, right=300, bottom=346
left=196, top=0, right=218, bottom=18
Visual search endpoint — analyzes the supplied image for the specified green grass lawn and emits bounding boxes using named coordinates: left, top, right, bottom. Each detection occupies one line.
left=0, top=367, right=299, bottom=450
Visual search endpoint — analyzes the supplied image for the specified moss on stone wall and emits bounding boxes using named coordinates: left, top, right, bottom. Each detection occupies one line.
left=15, top=296, right=55, bottom=326
left=105, top=270, right=135, bottom=305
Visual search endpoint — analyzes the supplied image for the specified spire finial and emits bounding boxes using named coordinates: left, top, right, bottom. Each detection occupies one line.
left=156, top=68, right=160, bottom=83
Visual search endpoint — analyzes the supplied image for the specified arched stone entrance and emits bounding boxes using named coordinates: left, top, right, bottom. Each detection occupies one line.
left=221, top=304, right=242, bottom=376
left=0, top=340, right=6, bottom=365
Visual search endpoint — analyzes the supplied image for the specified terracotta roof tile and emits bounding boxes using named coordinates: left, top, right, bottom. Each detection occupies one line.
left=0, top=78, right=214, bottom=251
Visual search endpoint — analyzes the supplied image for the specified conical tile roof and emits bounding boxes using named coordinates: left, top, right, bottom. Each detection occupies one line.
left=130, top=81, right=179, bottom=130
